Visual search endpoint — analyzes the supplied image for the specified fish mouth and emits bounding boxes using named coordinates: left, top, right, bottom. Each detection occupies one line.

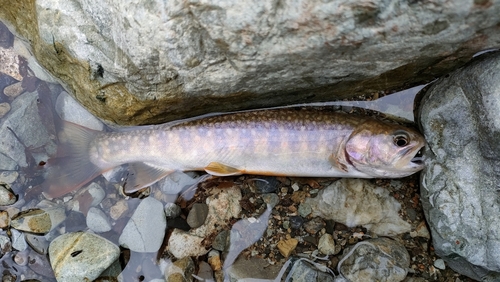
left=410, top=148, right=424, bottom=166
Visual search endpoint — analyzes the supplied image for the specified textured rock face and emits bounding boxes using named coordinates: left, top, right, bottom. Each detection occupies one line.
left=1, top=1, right=500, bottom=125
left=418, top=51, right=500, bottom=281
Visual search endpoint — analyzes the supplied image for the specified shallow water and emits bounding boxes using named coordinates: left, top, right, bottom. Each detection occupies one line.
left=0, top=20, right=466, bottom=281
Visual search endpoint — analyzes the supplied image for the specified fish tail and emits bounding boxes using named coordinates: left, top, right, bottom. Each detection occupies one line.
left=43, top=121, right=104, bottom=198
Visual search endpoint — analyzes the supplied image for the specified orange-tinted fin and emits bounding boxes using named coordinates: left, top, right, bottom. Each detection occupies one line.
left=204, top=162, right=242, bottom=176
left=43, top=121, right=104, bottom=198
left=125, top=162, right=172, bottom=193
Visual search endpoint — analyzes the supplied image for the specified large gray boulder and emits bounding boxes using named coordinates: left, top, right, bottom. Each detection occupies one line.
left=1, top=0, right=500, bottom=125
left=418, top=51, right=500, bottom=281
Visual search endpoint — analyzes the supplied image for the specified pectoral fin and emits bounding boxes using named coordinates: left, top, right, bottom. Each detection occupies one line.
left=126, top=162, right=172, bottom=193
left=204, top=162, right=242, bottom=176
left=329, top=153, right=349, bottom=172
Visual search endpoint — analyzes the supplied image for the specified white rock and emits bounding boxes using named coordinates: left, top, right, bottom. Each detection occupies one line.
left=434, top=259, right=446, bottom=270
left=55, top=91, right=104, bottom=130
left=86, top=207, right=112, bottom=233
left=49, top=232, right=120, bottom=282
left=119, top=197, right=166, bottom=252
left=305, top=179, right=411, bottom=236
left=10, top=228, right=27, bottom=251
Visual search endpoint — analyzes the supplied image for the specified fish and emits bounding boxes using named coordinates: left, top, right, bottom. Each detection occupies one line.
left=42, top=108, right=425, bottom=198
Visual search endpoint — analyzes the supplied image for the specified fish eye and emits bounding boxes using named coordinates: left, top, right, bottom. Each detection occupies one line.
left=393, top=133, right=409, bottom=147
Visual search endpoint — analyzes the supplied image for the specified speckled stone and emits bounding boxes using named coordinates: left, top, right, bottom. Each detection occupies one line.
left=165, top=256, right=195, bottom=282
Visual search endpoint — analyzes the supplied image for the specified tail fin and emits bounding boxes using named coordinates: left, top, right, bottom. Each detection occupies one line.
left=42, top=121, right=104, bottom=198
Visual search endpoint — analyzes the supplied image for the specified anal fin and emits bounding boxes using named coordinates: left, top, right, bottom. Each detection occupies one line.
left=204, top=162, right=242, bottom=176
left=125, top=162, right=172, bottom=193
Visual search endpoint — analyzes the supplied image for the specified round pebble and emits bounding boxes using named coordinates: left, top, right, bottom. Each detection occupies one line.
left=86, top=207, right=112, bottom=233
left=289, top=216, right=304, bottom=229
left=49, top=232, right=120, bottom=282
left=3, top=82, right=24, bottom=98
left=186, top=203, right=209, bottom=229
left=25, top=233, right=49, bottom=254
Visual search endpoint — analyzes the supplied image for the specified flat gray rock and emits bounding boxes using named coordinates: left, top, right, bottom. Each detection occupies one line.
left=49, top=232, right=119, bottom=282
left=418, top=51, right=500, bottom=280
left=119, top=196, right=166, bottom=252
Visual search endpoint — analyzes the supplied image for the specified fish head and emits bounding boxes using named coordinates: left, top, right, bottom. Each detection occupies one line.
left=345, top=119, right=425, bottom=178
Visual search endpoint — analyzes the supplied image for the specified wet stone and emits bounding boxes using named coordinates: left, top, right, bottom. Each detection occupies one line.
left=318, top=233, right=339, bottom=256
left=13, top=249, right=29, bottom=266
left=11, top=207, right=66, bottom=234
left=86, top=207, right=112, bottom=233
left=10, top=228, right=27, bottom=251
left=164, top=202, right=181, bottom=218
left=29, top=249, right=56, bottom=278
left=304, top=217, right=326, bottom=235
left=418, top=51, right=500, bottom=280
left=0, top=102, right=10, bottom=118
left=0, top=210, right=9, bottom=228
left=49, top=232, right=120, bottom=282
left=165, top=256, right=195, bottom=282
left=55, top=91, right=104, bottom=130
left=0, top=234, right=12, bottom=257
left=0, top=184, right=16, bottom=206
left=25, top=234, right=50, bottom=254
left=289, top=216, right=304, bottom=229
left=109, top=199, right=128, bottom=220
left=186, top=203, right=209, bottom=229
left=64, top=210, right=87, bottom=233
left=3, top=81, right=24, bottom=98
left=339, top=238, right=410, bottom=282
left=119, top=197, right=166, bottom=252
